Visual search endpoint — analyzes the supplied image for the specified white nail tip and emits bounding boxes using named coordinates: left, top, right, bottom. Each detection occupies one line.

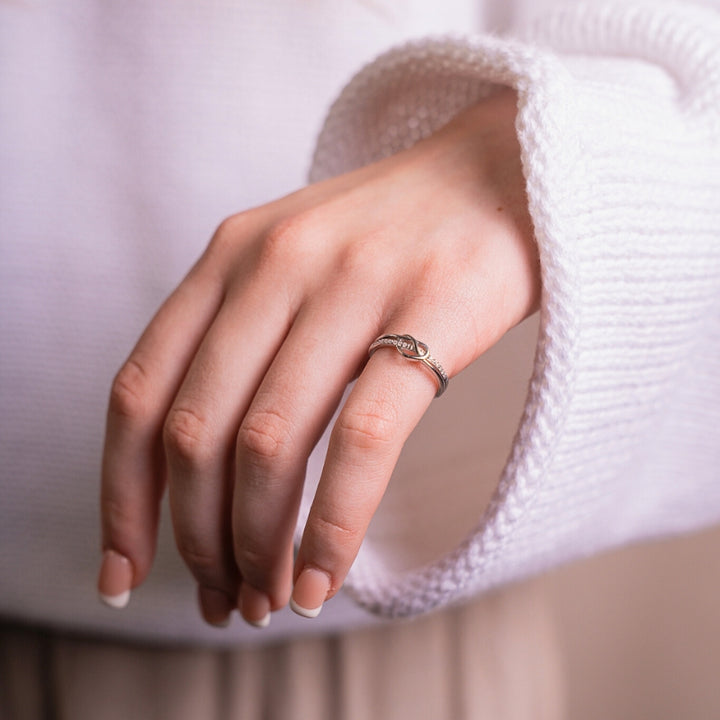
left=290, top=597, right=323, bottom=619
left=248, top=612, right=270, bottom=629
left=209, top=617, right=231, bottom=628
left=99, top=590, right=131, bottom=609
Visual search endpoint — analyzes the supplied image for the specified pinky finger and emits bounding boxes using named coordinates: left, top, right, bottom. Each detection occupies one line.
left=98, top=253, right=227, bottom=608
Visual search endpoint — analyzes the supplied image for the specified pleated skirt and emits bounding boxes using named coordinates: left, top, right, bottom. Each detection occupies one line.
left=1, top=579, right=564, bottom=720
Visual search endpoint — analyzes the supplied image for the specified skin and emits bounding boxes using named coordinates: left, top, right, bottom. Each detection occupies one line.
left=99, top=87, right=541, bottom=627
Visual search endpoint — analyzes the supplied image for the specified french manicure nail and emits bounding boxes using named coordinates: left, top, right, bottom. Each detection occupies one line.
left=290, top=567, right=330, bottom=619
left=248, top=613, right=270, bottom=629
left=198, top=586, right=234, bottom=628
left=240, top=584, right=271, bottom=629
left=98, top=549, right=133, bottom=609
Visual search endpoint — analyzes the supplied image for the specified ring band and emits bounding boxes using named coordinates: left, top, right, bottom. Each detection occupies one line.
left=368, top=334, right=449, bottom=397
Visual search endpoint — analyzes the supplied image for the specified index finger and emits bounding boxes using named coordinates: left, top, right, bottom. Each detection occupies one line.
left=290, top=330, right=447, bottom=618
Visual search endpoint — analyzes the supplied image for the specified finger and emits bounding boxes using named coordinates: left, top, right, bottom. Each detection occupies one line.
left=163, top=274, right=297, bottom=614
left=99, top=255, right=225, bottom=608
left=233, top=291, right=378, bottom=624
left=291, top=325, right=452, bottom=618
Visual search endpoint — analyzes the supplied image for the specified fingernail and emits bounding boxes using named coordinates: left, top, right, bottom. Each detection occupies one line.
left=239, top=584, right=271, bottom=629
left=198, top=586, right=234, bottom=628
left=98, top=549, right=133, bottom=609
left=290, top=568, right=330, bottom=619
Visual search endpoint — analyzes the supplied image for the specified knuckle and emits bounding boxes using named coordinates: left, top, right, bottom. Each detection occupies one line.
left=237, top=409, right=294, bottom=465
left=214, top=213, right=243, bottom=239
left=109, top=359, right=153, bottom=422
left=203, top=212, right=261, bottom=274
left=234, top=542, right=274, bottom=574
left=335, top=401, right=397, bottom=451
left=163, top=407, right=215, bottom=465
left=206, top=213, right=247, bottom=256
left=312, top=514, right=362, bottom=547
left=417, top=250, right=447, bottom=280
left=334, top=237, right=370, bottom=277
left=175, top=537, right=221, bottom=581
left=334, top=230, right=389, bottom=279
left=260, top=213, right=315, bottom=265
left=233, top=542, right=279, bottom=589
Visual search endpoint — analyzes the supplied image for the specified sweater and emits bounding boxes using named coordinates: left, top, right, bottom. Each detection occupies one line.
left=1, top=0, right=718, bottom=645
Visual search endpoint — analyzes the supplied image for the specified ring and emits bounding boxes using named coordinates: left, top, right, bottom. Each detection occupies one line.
left=368, top=334, right=449, bottom=397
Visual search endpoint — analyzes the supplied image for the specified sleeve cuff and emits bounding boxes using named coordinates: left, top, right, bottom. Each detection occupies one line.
left=308, top=2, right=720, bottom=618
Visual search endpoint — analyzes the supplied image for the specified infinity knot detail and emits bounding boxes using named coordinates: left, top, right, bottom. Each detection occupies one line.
left=368, top=333, right=448, bottom=397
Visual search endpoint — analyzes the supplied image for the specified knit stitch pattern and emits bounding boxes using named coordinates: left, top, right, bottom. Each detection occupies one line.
left=309, top=1, right=720, bottom=617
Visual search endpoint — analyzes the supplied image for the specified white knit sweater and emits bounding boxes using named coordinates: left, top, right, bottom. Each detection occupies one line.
left=1, top=0, right=719, bottom=644
left=310, top=0, right=720, bottom=618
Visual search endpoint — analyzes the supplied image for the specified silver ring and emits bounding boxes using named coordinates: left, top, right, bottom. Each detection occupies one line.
left=368, top=334, right=449, bottom=397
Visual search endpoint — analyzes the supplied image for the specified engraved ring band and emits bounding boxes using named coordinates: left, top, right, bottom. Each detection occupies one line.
left=368, top=333, right=449, bottom=398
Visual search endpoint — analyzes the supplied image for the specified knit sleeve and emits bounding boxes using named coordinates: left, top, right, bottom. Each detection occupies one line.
left=306, top=1, right=720, bottom=618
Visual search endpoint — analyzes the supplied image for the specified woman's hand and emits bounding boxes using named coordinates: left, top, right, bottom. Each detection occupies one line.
left=98, top=88, right=540, bottom=627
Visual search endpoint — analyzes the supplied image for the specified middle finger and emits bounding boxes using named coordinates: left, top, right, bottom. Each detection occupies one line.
left=232, top=285, right=382, bottom=624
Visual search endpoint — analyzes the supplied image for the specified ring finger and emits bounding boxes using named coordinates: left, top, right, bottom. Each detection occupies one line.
left=291, top=318, right=454, bottom=617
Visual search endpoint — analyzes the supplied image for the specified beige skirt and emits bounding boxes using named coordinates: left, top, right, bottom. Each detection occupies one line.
left=1, top=578, right=563, bottom=720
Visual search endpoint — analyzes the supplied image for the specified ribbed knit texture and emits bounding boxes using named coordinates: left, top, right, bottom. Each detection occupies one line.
left=309, top=1, right=720, bottom=617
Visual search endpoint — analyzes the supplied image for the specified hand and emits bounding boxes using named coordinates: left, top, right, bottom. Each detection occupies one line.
left=98, top=87, right=540, bottom=627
